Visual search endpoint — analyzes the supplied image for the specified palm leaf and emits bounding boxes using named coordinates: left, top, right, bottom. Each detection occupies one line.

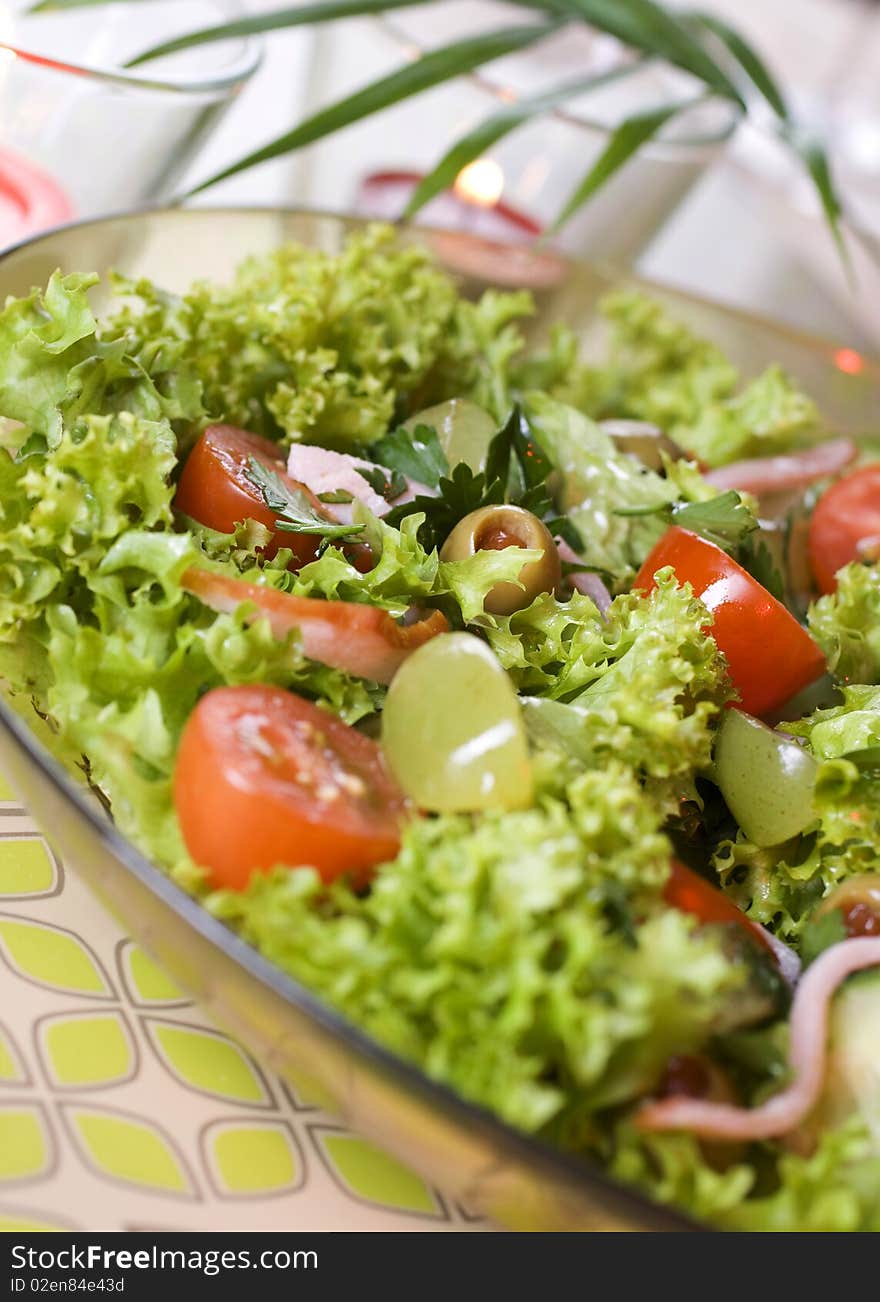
left=404, top=60, right=647, bottom=217
left=779, top=123, right=849, bottom=265
left=124, top=0, right=441, bottom=68
left=549, top=98, right=694, bottom=231
left=186, top=20, right=559, bottom=196
left=543, top=0, right=743, bottom=104
left=683, top=10, right=788, bottom=118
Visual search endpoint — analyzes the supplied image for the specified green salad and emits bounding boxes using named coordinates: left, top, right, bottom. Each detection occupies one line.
left=2, top=225, right=880, bottom=1232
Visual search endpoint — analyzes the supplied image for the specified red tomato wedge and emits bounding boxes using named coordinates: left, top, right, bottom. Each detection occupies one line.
left=174, top=686, right=409, bottom=890
left=634, top=527, right=825, bottom=717
left=808, top=464, right=880, bottom=595
left=182, top=567, right=449, bottom=685
left=664, top=860, right=775, bottom=959
left=174, top=424, right=328, bottom=568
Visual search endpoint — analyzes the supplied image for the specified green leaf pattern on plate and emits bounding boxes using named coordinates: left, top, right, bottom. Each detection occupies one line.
left=0, top=1105, right=52, bottom=1182
left=0, top=837, right=58, bottom=898
left=0, top=916, right=112, bottom=997
left=39, top=1012, right=135, bottom=1089
left=0, top=808, right=478, bottom=1229
left=314, top=1129, right=441, bottom=1218
left=118, top=941, right=187, bottom=1007
left=143, top=1020, right=270, bottom=1106
left=62, top=1106, right=194, bottom=1197
left=203, top=1120, right=303, bottom=1197
left=0, top=1023, right=28, bottom=1084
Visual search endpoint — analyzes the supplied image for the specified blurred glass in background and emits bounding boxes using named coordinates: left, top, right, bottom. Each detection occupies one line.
left=0, top=0, right=260, bottom=246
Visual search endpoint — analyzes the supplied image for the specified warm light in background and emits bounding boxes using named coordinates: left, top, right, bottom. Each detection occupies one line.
left=834, top=347, right=866, bottom=375
left=454, top=158, right=504, bottom=209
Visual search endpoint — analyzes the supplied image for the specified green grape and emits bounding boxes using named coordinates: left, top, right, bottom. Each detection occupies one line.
left=714, top=708, right=817, bottom=847
left=382, top=633, right=532, bottom=812
left=404, top=399, right=496, bottom=473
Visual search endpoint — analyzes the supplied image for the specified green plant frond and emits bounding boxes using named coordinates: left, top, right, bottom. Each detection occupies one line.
left=124, top=0, right=439, bottom=68
left=186, top=19, right=560, bottom=196
left=404, top=59, right=648, bottom=217
left=544, top=0, right=744, bottom=105
left=682, top=10, right=789, bottom=118
left=549, top=97, right=698, bottom=231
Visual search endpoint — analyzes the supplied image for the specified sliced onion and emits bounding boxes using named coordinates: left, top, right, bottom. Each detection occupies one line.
left=704, top=438, right=857, bottom=496
left=760, top=930, right=802, bottom=988
left=569, top=571, right=613, bottom=613
left=635, top=936, right=880, bottom=1141
left=556, top=539, right=612, bottom=613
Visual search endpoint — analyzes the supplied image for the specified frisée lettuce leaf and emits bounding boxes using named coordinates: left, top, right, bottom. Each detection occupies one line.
left=210, top=763, right=743, bottom=1133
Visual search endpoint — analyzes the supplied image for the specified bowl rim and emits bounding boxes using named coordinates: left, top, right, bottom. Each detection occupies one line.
left=4, top=201, right=877, bottom=371
left=3, top=202, right=859, bottom=1234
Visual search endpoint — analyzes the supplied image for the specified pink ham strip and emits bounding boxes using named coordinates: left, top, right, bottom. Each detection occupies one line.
left=287, top=445, right=433, bottom=523
left=704, top=438, right=857, bottom=496
left=635, top=936, right=880, bottom=1141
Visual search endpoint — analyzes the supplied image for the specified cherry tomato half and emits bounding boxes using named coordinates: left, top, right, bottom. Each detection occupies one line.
left=174, top=424, right=327, bottom=568
left=634, top=527, right=825, bottom=717
left=663, top=859, right=775, bottom=959
left=174, top=686, right=410, bottom=891
left=808, top=464, right=880, bottom=595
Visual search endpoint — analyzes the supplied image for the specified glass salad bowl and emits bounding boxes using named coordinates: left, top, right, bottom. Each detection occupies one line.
left=0, top=208, right=877, bottom=1234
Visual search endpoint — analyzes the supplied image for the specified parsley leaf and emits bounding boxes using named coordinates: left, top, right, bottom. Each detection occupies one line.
left=615, top=490, right=757, bottom=549
left=672, top=490, right=758, bottom=551
left=245, top=457, right=365, bottom=544
left=800, top=907, right=848, bottom=967
left=371, top=423, right=449, bottom=489
left=384, top=404, right=581, bottom=553
left=616, top=488, right=788, bottom=600
left=356, top=465, right=407, bottom=502
left=738, top=533, right=786, bottom=602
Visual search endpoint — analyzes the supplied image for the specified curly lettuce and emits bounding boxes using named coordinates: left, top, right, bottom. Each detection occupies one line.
left=715, top=685, right=880, bottom=943
left=610, top=1117, right=880, bottom=1231
left=104, top=226, right=557, bottom=450
left=488, top=571, right=732, bottom=793
left=809, top=562, right=880, bottom=685
left=210, top=763, right=742, bottom=1133
left=0, top=271, right=203, bottom=451
left=580, top=289, right=821, bottom=467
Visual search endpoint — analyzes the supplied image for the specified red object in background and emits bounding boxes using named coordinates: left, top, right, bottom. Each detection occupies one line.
left=0, top=148, right=73, bottom=246
left=358, top=169, right=541, bottom=240
left=357, top=169, right=564, bottom=289
left=634, top=526, right=826, bottom=717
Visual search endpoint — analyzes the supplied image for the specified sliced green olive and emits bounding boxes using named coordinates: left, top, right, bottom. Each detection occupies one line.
left=440, top=505, right=562, bottom=615
left=381, top=632, right=533, bottom=812
left=816, top=875, right=880, bottom=937
left=404, top=399, right=496, bottom=473
left=714, top=708, right=817, bottom=847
